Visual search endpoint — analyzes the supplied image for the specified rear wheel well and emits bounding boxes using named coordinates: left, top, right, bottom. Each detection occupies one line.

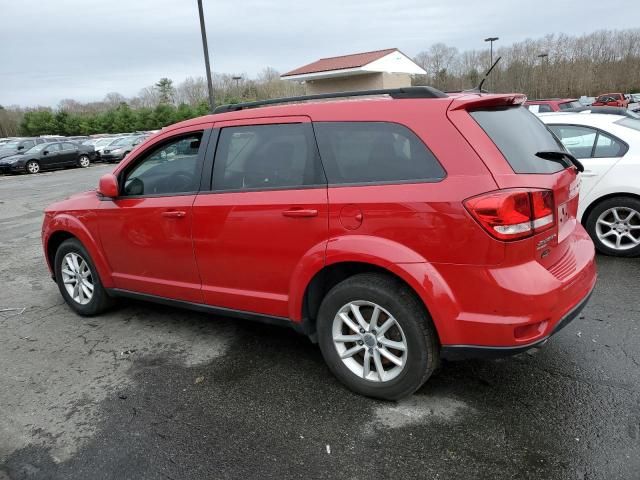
left=302, top=262, right=431, bottom=339
left=47, top=231, right=76, bottom=278
left=582, top=192, right=640, bottom=225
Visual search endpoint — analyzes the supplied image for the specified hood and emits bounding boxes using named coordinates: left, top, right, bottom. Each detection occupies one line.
left=44, top=190, right=98, bottom=213
left=0, top=153, right=27, bottom=164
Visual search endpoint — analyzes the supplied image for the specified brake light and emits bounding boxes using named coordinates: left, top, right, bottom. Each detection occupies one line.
left=464, top=189, right=555, bottom=241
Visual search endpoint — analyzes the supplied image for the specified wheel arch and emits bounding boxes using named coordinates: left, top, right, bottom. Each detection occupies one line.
left=581, top=191, right=640, bottom=226
left=44, top=216, right=114, bottom=287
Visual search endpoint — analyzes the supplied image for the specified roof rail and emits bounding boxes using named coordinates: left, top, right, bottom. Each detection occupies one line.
left=213, top=86, right=447, bottom=113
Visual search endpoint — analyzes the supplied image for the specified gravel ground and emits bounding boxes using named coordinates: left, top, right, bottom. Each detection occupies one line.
left=0, top=165, right=639, bottom=479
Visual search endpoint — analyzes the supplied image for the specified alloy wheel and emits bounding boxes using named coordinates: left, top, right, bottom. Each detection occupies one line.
left=61, top=252, right=94, bottom=305
left=332, top=300, right=407, bottom=382
left=79, top=156, right=90, bottom=168
left=595, top=207, right=640, bottom=251
left=26, top=161, right=39, bottom=174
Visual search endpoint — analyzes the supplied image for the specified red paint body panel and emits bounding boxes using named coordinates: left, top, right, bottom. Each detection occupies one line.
left=42, top=92, right=597, bottom=352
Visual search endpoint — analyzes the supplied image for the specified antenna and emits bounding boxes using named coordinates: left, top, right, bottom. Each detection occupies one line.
left=477, top=56, right=502, bottom=92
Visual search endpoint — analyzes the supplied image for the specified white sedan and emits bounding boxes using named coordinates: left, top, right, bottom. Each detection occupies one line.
left=539, top=112, right=640, bottom=257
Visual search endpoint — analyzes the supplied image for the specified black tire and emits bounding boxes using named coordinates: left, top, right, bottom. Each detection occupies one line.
left=25, top=160, right=40, bottom=174
left=584, top=196, right=640, bottom=257
left=54, top=238, right=114, bottom=316
left=317, top=273, right=439, bottom=400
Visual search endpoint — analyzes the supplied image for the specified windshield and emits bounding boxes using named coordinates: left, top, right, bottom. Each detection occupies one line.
left=111, top=136, right=137, bottom=147
left=470, top=106, right=567, bottom=174
left=25, top=144, right=48, bottom=153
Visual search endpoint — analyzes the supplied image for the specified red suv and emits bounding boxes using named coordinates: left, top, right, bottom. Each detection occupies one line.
left=592, top=93, right=629, bottom=108
left=42, top=87, right=597, bottom=400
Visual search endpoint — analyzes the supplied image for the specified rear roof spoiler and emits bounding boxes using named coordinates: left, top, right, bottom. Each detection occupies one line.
left=448, top=94, right=528, bottom=111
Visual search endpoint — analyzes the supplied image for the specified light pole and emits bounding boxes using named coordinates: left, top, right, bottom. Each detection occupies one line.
left=484, top=37, right=499, bottom=91
left=197, top=0, right=215, bottom=112
left=537, top=53, right=549, bottom=98
left=232, top=76, right=242, bottom=97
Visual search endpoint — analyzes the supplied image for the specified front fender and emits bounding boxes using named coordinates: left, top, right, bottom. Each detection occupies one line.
left=43, top=213, right=114, bottom=288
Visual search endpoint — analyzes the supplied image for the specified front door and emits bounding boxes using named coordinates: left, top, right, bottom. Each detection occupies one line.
left=192, top=117, right=328, bottom=318
left=41, top=143, right=63, bottom=167
left=98, top=127, right=211, bottom=303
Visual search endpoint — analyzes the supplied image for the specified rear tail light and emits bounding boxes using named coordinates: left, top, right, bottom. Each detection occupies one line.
left=464, top=189, right=555, bottom=241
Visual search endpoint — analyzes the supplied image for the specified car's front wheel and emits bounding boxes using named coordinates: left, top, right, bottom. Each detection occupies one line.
left=585, top=196, right=640, bottom=257
left=26, top=160, right=40, bottom=174
left=317, top=273, right=439, bottom=400
left=54, top=238, right=114, bottom=315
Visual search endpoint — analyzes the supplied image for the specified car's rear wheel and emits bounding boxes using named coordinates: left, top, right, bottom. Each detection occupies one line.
left=317, top=273, right=439, bottom=400
left=26, top=160, right=40, bottom=174
left=585, top=196, right=640, bottom=257
left=54, top=238, right=114, bottom=316
left=78, top=155, right=90, bottom=168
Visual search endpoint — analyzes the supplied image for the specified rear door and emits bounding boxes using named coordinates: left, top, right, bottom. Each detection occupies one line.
left=60, top=142, right=79, bottom=165
left=191, top=116, right=328, bottom=318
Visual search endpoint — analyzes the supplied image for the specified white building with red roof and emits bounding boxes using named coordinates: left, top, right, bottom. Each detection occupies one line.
left=281, top=48, right=426, bottom=94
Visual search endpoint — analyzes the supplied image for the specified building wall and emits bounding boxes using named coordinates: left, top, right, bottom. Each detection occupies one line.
left=305, top=72, right=411, bottom=94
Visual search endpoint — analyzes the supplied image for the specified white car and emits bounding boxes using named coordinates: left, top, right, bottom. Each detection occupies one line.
left=539, top=112, right=640, bottom=257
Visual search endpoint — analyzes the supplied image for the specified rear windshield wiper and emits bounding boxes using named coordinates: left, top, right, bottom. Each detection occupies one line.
left=535, top=151, right=584, bottom=173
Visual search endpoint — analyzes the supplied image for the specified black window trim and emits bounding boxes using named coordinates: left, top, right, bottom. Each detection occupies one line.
left=204, top=122, right=328, bottom=194
left=312, top=120, right=447, bottom=187
left=547, top=123, right=629, bottom=159
left=113, top=128, right=213, bottom=200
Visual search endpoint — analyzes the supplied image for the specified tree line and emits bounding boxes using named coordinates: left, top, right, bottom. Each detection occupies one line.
left=1, top=29, right=639, bottom=137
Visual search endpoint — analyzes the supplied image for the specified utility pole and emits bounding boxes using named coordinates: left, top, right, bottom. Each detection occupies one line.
left=197, top=0, right=215, bottom=112
left=484, top=37, right=499, bottom=91
left=538, top=53, right=549, bottom=99
left=232, top=76, right=242, bottom=97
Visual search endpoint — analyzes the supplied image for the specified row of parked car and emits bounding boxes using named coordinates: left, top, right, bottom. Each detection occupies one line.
left=0, top=132, right=156, bottom=174
left=526, top=92, right=640, bottom=114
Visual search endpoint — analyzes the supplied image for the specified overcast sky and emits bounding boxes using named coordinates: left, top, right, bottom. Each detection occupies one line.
left=0, top=0, right=636, bottom=107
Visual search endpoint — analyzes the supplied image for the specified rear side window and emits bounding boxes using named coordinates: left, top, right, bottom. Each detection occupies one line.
left=213, top=123, right=325, bottom=191
left=470, top=107, right=566, bottom=174
left=547, top=124, right=628, bottom=159
left=313, top=122, right=445, bottom=185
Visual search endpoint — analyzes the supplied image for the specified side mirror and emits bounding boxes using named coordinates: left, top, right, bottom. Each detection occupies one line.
left=98, top=173, right=119, bottom=198
left=43, top=150, right=49, bottom=155
left=17, top=146, right=24, bottom=150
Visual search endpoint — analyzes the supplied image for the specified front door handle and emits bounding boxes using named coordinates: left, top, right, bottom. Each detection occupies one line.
left=282, top=208, right=318, bottom=218
left=161, top=210, right=186, bottom=218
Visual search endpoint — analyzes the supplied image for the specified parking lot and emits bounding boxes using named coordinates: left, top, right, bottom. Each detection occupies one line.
left=0, top=166, right=638, bottom=479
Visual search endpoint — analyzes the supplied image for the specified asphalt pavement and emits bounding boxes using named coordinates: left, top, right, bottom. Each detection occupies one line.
left=0, top=165, right=638, bottom=479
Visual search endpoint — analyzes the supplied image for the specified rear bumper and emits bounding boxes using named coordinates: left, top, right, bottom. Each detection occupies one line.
left=440, top=284, right=594, bottom=360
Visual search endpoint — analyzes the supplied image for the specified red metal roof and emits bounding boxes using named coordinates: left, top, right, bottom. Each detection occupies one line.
left=281, top=48, right=398, bottom=77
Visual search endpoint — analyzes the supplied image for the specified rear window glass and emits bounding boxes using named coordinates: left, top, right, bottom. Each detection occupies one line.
left=313, top=122, right=445, bottom=185
left=470, top=107, right=566, bottom=174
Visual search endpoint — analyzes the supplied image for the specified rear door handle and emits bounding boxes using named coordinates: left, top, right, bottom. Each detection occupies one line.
left=161, top=210, right=186, bottom=218
left=581, top=170, right=597, bottom=177
left=282, top=208, right=318, bottom=218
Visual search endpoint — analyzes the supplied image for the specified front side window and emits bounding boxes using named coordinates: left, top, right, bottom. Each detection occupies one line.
left=62, top=142, right=77, bottom=151
left=213, top=123, right=324, bottom=191
left=313, top=122, right=445, bottom=185
left=21, top=140, right=35, bottom=150
left=45, top=143, right=61, bottom=153
left=122, top=133, right=203, bottom=196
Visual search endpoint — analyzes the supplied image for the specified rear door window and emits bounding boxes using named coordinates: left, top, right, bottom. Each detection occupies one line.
left=313, top=122, right=445, bottom=185
left=470, top=107, right=567, bottom=173
left=213, top=123, right=325, bottom=191
left=546, top=125, right=597, bottom=159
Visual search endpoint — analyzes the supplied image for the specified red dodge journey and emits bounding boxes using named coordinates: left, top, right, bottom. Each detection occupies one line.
left=42, top=87, right=597, bottom=399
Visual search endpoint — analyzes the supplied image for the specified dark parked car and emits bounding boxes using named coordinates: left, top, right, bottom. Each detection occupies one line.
left=100, top=135, right=147, bottom=163
left=562, top=106, right=640, bottom=118
left=0, top=141, right=96, bottom=174
left=0, top=138, right=48, bottom=160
